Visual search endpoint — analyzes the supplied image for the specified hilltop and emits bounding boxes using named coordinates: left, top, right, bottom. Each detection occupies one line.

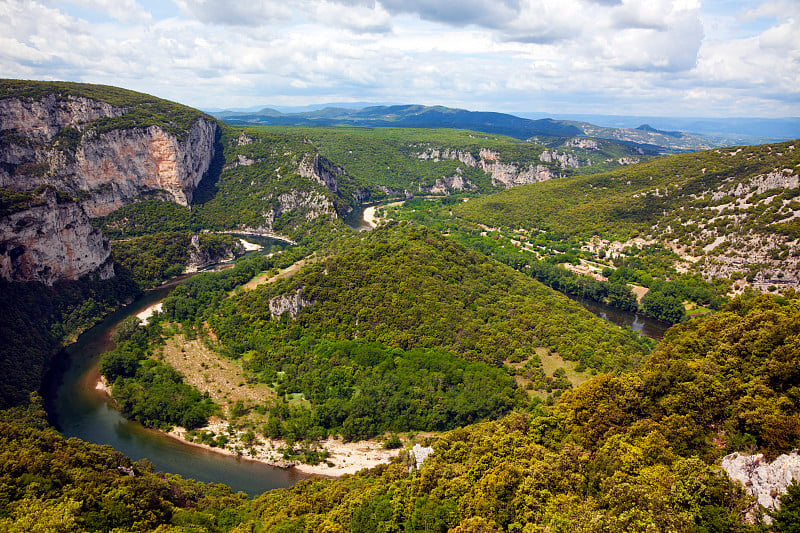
left=213, top=103, right=717, bottom=152
left=455, top=140, right=800, bottom=292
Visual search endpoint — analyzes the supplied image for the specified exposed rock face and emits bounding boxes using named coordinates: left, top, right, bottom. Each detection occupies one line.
left=0, top=92, right=218, bottom=283
left=425, top=173, right=469, bottom=194
left=722, top=451, right=800, bottom=522
left=0, top=94, right=123, bottom=142
left=710, top=170, right=799, bottom=201
left=269, top=288, right=314, bottom=318
left=566, top=138, right=599, bottom=150
left=1, top=95, right=218, bottom=216
left=298, top=154, right=343, bottom=193
left=185, top=234, right=245, bottom=272
left=0, top=190, right=112, bottom=285
left=409, top=444, right=434, bottom=470
left=415, top=147, right=559, bottom=189
left=539, top=150, right=581, bottom=168
left=483, top=162, right=559, bottom=187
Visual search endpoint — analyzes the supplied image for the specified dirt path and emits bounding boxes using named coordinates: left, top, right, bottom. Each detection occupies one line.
left=237, top=256, right=315, bottom=293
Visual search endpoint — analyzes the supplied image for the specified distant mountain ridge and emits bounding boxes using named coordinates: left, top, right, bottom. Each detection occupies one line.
left=212, top=104, right=722, bottom=152
left=214, top=104, right=584, bottom=140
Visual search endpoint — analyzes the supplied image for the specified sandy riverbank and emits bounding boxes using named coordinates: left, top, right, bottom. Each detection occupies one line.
left=363, top=201, right=405, bottom=229
left=135, top=302, right=163, bottom=324
left=167, top=420, right=400, bottom=477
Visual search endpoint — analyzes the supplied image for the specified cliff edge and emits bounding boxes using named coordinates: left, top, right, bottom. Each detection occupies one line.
left=0, top=80, right=219, bottom=284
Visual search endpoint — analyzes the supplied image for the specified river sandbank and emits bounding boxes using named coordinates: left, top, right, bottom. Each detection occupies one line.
left=362, top=201, right=405, bottom=229
left=96, top=376, right=399, bottom=477
left=167, top=420, right=400, bottom=477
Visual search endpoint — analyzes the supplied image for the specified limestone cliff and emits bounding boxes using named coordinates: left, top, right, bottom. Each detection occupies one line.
left=0, top=189, right=113, bottom=285
left=0, top=85, right=219, bottom=284
left=722, top=451, right=800, bottom=523
left=0, top=94, right=218, bottom=216
left=415, top=147, right=559, bottom=189
left=269, top=288, right=314, bottom=318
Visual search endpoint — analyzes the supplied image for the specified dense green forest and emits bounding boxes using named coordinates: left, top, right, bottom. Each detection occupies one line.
left=3, top=291, right=800, bottom=531
left=0, top=273, right=139, bottom=409
left=99, top=223, right=649, bottom=445
left=387, top=197, right=729, bottom=323
left=206, top=223, right=652, bottom=371
left=111, top=232, right=243, bottom=288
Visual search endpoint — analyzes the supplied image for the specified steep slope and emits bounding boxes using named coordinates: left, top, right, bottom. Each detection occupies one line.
left=456, top=140, right=800, bottom=290
left=0, top=79, right=219, bottom=284
left=205, top=223, right=652, bottom=372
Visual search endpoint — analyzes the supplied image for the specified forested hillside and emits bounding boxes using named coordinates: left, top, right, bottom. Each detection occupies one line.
left=98, top=223, right=651, bottom=452
left=4, top=291, right=799, bottom=531
left=455, top=140, right=800, bottom=292
left=4, top=80, right=800, bottom=532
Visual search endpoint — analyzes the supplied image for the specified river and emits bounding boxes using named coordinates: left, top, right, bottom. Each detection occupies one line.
left=43, top=223, right=666, bottom=495
left=45, top=242, right=309, bottom=496
left=570, top=295, right=670, bottom=340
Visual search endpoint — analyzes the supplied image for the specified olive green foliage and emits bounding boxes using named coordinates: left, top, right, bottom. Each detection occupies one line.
left=213, top=223, right=651, bottom=373
left=7, top=291, right=800, bottom=532
left=0, top=399, right=252, bottom=532
left=111, top=232, right=242, bottom=288
left=456, top=140, right=800, bottom=242
left=99, top=319, right=216, bottom=430
left=772, top=482, right=800, bottom=532
left=0, top=274, right=139, bottom=409
left=0, top=185, right=78, bottom=218
left=390, top=198, right=726, bottom=323
left=250, top=339, right=522, bottom=442
left=99, top=251, right=304, bottom=430
left=191, top=127, right=345, bottom=232
left=0, top=79, right=212, bottom=141
left=94, top=200, right=194, bottom=238
left=248, top=292, right=800, bottom=532
left=253, top=126, right=653, bottom=195
left=0, top=189, right=39, bottom=218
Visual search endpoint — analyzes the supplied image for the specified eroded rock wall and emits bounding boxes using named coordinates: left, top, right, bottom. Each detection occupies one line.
left=0, top=190, right=112, bottom=285
left=0, top=93, right=218, bottom=283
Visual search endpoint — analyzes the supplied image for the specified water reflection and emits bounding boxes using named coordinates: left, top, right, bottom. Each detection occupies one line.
left=569, top=295, right=670, bottom=340
left=45, top=246, right=310, bottom=495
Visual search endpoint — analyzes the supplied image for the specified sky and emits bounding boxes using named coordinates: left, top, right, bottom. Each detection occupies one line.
left=0, top=0, right=798, bottom=117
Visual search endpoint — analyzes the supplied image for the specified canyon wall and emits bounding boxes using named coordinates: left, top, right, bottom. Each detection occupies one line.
left=0, top=92, right=218, bottom=284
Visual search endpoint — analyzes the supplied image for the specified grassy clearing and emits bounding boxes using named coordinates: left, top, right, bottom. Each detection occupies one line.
left=538, top=348, right=592, bottom=388
left=158, top=333, right=274, bottom=418
left=235, top=255, right=316, bottom=293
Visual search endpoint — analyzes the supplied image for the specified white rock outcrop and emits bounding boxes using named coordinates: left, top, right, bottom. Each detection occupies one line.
left=539, top=150, right=581, bottom=168
left=409, top=444, right=434, bottom=470
left=722, top=451, right=800, bottom=511
left=269, top=288, right=314, bottom=319
left=415, top=147, right=559, bottom=188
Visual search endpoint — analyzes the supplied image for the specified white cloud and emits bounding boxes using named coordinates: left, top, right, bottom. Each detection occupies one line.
left=0, top=0, right=796, bottom=117
left=173, top=0, right=294, bottom=26
left=58, top=0, right=153, bottom=24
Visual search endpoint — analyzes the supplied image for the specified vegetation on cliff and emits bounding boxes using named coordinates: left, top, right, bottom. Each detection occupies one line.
left=454, top=140, right=800, bottom=241
left=0, top=78, right=212, bottom=141
left=111, top=232, right=243, bottom=288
